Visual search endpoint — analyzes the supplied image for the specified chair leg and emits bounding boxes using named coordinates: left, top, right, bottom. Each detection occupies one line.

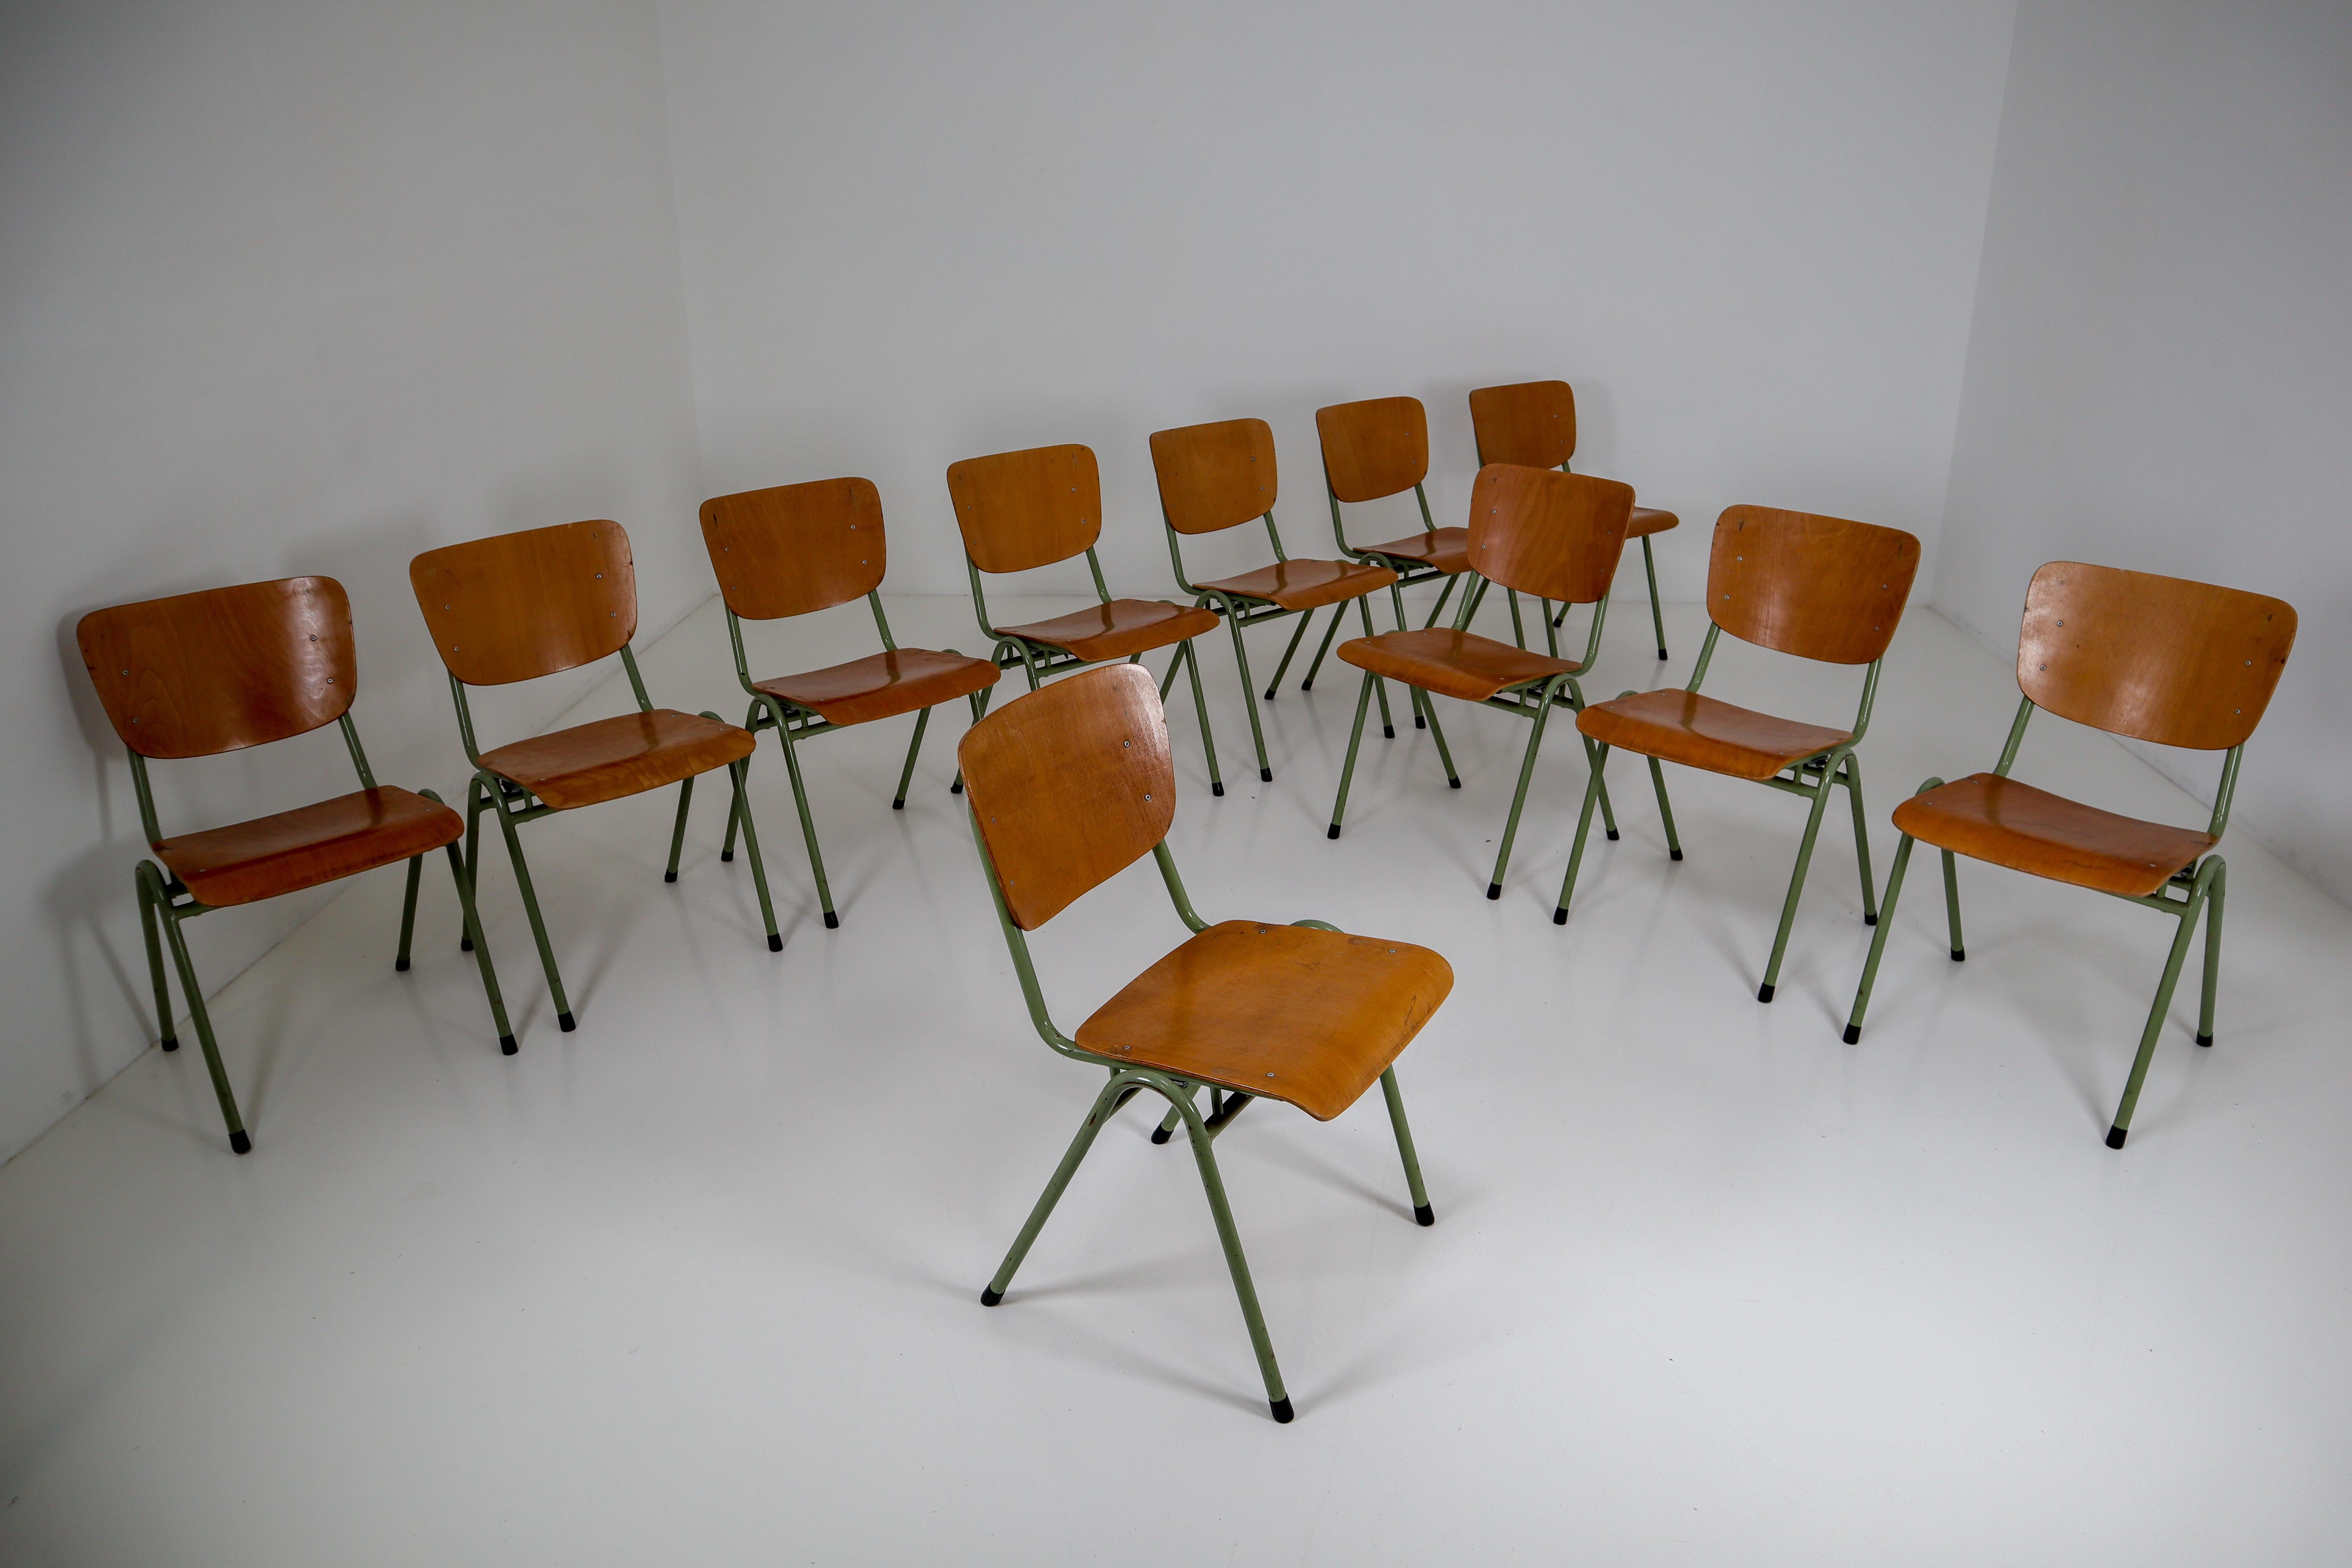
left=481, top=777, right=576, bottom=1031
left=1506, top=588, right=1526, bottom=650
left=1150, top=1083, right=1199, bottom=1145
left=1357, top=595, right=1403, bottom=735
left=1183, top=1100, right=1292, bottom=1423
left=1486, top=691, right=1559, bottom=898
left=983, top=1074, right=1132, bottom=1305
left=2107, top=867, right=2216, bottom=1149
left=1265, top=606, right=1316, bottom=699
left=460, top=784, right=486, bottom=948
left=1326, top=671, right=1377, bottom=838
left=1419, top=691, right=1460, bottom=788
left=1644, top=753, right=1682, bottom=859
left=395, top=854, right=423, bottom=970
left=1380, top=1067, right=1434, bottom=1225
left=722, top=698, right=759, bottom=861
left=2198, top=858, right=2227, bottom=1047
left=1301, top=603, right=1347, bottom=691
left=1641, top=535, right=1668, bottom=659
left=430, top=815, right=518, bottom=1054
left=951, top=686, right=991, bottom=795
left=773, top=717, right=839, bottom=929
left=892, top=706, right=932, bottom=809
left=1423, top=575, right=1457, bottom=631
left=1552, top=742, right=1615, bottom=923
left=1220, top=606, right=1274, bottom=782
left=1168, top=640, right=1225, bottom=796
left=1757, top=760, right=1841, bottom=1002
left=146, top=870, right=249, bottom=1153
left=726, top=757, right=784, bottom=951
left=1842, top=753, right=1878, bottom=924
left=138, top=869, right=178, bottom=1052
left=662, top=775, right=695, bottom=882
left=1843, top=831, right=1918, bottom=1043
left=1940, top=849, right=1966, bottom=961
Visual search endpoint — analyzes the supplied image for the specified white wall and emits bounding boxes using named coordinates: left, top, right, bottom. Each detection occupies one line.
left=0, top=0, right=707, bottom=1162
left=1936, top=0, right=2352, bottom=905
left=657, top=0, right=2017, bottom=604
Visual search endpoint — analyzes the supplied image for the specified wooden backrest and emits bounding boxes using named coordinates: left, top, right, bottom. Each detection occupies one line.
left=410, top=520, right=636, bottom=686
left=2017, top=562, right=2296, bottom=750
left=701, top=477, right=887, bottom=621
left=1468, top=380, right=1577, bottom=470
left=1707, top=506, right=1920, bottom=665
left=78, top=577, right=357, bottom=759
left=1465, top=465, right=1632, bottom=607
left=1149, top=418, right=1278, bottom=536
left=946, top=445, right=1102, bottom=575
left=956, top=664, right=1174, bottom=931
left=1315, top=396, right=1429, bottom=504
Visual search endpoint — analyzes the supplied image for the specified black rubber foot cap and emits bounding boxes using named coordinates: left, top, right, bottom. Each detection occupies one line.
left=229, top=1131, right=251, bottom=1155
left=768, top=933, right=784, bottom=952
left=823, top=911, right=840, bottom=929
left=1269, top=1397, right=1295, bottom=1424
left=722, top=851, right=735, bottom=862
left=980, top=1287, right=1003, bottom=1307
left=1865, top=913, right=1878, bottom=926
left=664, top=870, right=678, bottom=883
left=395, top=956, right=411, bottom=972
left=2105, top=1125, right=2128, bottom=1150
left=951, top=780, right=964, bottom=794
left=1551, top=907, right=1568, bottom=925
left=1757, top=982, right=1776, bottom=1003
left=1842, top=1023, right=1861, bottom=1045
left=1150, top=1125, right=1174, bottom=1145
left=1212, top=782, right=1225, bottom=797
left=1485, top=882, right=1501, bottom=900
left=1669, top=848, right=1684, bottom=861
left=1448, top=778, right=1461, bottom=789
left=1383, top=725, right=1396, bottom=739
left=1606, top=828, right=1620, bottom=841
left=1657, top=648, right=1669, bottom=660
left=1263, top=688, right=1277, bottom=700
left=558, top=1011, right=577, bottom=1033
left=460, top=937, right=474, bottom=953
left=2197, top=1031, right=2213, bottom=1047
left=1414, top=1203, right=1435, bottom=1227
left=1951, top=948, right=1966, bottom=962
left=1327, top=824, right=1341, bottom=840
left=500, top=1034, right=519, bottom=1056
left=1259, top=768, right=1272, bottom=782
left=161, top=1036, right=178, bottom=1053
left=1300, top=680, right=1314, bottom=692
left=892, top=798, right=906, bottom=811
left=1415, top=716, right=1426, bottom=729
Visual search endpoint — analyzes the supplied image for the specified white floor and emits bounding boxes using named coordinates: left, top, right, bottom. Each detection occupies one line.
left=3, top=591, right=2347, bottom=1566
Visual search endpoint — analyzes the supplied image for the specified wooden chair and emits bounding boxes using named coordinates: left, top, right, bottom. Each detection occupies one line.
left=1325, top=465, right=1634, bottom=902
left=1149, top=417, right=1399, bottom=783
left=959, top=663, right=1450, bottom=1423
left=1553, top=507, right=1921, bottom=1004
left=77, top=577, right=515, bottom=1154
left=1468, top=379, right=1682, bottom=660
left=700, top=477, right=999, bottom=928
left=1842, top=562, right=2296, bottom=1149
left=411, top=520, right=778, bottom=1032
left=947, top=443, right=1228, bottom=790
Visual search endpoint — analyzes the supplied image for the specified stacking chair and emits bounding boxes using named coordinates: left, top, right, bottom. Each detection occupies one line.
left=959, top=663, right=1452, bottom=1423
left=700, top=477, right=999, bottom=929
left=1552, top=507, right=1920, bottom=1003
left=1149, top=417, right=1399, bottom=782
left=1326, top=465, right=1635, bottom=903
left=947, top=443, right=1229, bottom=790
left=1468, top=379, right=1681, bottom=659
left=1842, top=563, right=2296, bottom=1149
left=78, top=577, right=514, bottom=1154
left=411, top=520, right=778, bottom=1032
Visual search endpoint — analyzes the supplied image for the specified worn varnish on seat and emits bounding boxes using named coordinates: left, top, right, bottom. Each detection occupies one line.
left=753, top=649, right=996, bottom=727
left=1893, top=773, right=2214, bottom=898
left=158, top=789, right=462, bottom=907
left=476, top=710, right=753, bottom=811
left=993, top=599, right=1220, bottom=662
left=1578, top=690, right=1853, bottom=782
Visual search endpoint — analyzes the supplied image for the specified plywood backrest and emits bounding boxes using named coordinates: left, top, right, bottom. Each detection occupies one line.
left=1315, top=396, right=1429, bottom=503
left=946, top=445, right=1102, bottom=575
left=1149, top=418, right=1278, bottom=536
left=2018, top=562, right=2297, bottom=750
left=410, top=520, right=636, bottom=686
left=701, top=477, right=887, bottom=621
left=1465, top=465, right=1632, bottom=607
left=956, top=664, right=1174, bottom=931
left=1708, top=506, right=1920, bottom=666
left=1468, top=380, right=1577, bottom=470
left=78, top=576, right=357, bottom=759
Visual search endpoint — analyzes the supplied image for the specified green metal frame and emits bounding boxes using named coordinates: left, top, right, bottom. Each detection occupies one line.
left=1551, top=622, right=1884, bottom=1002
left=966, top=824, right=1432, bottom=1424
left=714, top=593, right=991, bottom=929
left=1325, top=571, right=1621, bottom=900
left=1537, top=460, right=1671, bottom=661
left=450, top=642, right=780, bottom=1034
left=1323, top=475, right=1528, bottom=691
left=964, top=546, right=1225, bottom=793
left=129, top=713, right=515, bottom=1155
left=1840, top=695, right=2240, bottom=1149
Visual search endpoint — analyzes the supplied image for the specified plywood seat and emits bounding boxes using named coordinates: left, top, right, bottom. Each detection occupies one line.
left=1576, top=688, right=1853, bottom=782
left=994, top=599, right=1220, bottom=663
left=1191, top=557, right=1397, bottom=612
left=1361, top=526, right=1471, bottom=576
left=1338, top=628, right=1584, bottom=704
left=1627, top=505, right=1679, bottom=539
left=1893, top=772, right=2214, bottom=898
left=477, top=709, right=755, bottom=811
left=1074, top=920, right=1452, bottom=1122
left=753, top=647, right=998, bottom=728
left=158, top=787, right=462, bottom=908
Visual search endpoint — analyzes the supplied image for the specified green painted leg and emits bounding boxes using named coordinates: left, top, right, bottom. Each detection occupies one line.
left=1379, top=1067, right=1434, bottom=1225
left=723, top=706, right=755, bottom=860
left=1423, top=575, right=1457, bottom=631
left=1542, top=601, right=1561, bottom=659
left=1940, top=849, right=1965, bottom=960
left=1645, top=753, right=1682, bottom=859
left=1756, top=764, right=1840, bottom=1002
left=662, top=775, right=695, bottom=883
left=2107, top=870, right=2215, bottom=1149
left=892, top=706, right=933, bottom=809
left=1359, top=595, right=1403, bottom=735
left=156, top=898, right=248, bottom=1153
left=951, top=687, right=991, bottom=795
left=1485, top=693, right=1557, bottom=898
left=1551, top=743, right=1614, bottom=924
left=460, top=779, right=488, bottom=946
left=1843, top=832, right=1917, bottom=1043
left=1150, top=1082, right=1200, bottom=1145
left=1175, top=640, right=1227, bottom=797
left=1388, top=580, right=1409, bottom=632
left=1184, top=1106, right=1292, bottom=1422
left=486, top=785, right=575, bottom=1031
left=395, top=854, right=423, bottom=970
left=1301, top=603, right=1346, bottom=691
left=775, top=719, right=838, bottom=929
left=2197, top=859, right=2226, bottom=1046
left=1641, top=535, right=1668, bottom=659
left=726, top=758, right=784, bottom=951
left=1265, top=606, right=1316, bottom=698
left=1419, top=692, right=1459, bottom=788
left=1327, top=671, right=1377, bottom=838
left=1223, top=607, right=1273, bottom=782
left=137, top=869, right=177, bottom=1051
left=1507, top=588, right=1526, bottom=650
left=1842, top=753, right=1878, bottom=924
left=983, top=1074, right=1131, bottom=1304
left=432, top=824, right=517, bottom=1054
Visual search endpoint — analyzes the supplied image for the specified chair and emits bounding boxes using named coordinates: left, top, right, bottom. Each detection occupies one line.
left=1841, top=562, right=2296, bottom=1149
left=959, top=663, right=1451, bottom=1423
left=1325, top=464, right=1633, bottom=898
left=946, top=443, right=1228, bottom=790
left=411, top=520, right=778, bottom=1032
left=1552, top=506, right=1920, bottom=1002
left=1468, top=379, right=1682, bottom=659
left=700, top=477, right=999, bottom=928
left=77, top=577, right=515, bottom=1154
left=1149, top=417, right=1399, bottom=783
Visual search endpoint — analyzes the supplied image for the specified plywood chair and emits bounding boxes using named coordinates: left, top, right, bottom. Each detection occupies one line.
left=412, top=520, right=777, bottom=1032
left=1468, top=379, right=1682, bottom=659
left=1841, top=563, right=2296, bottom=1149
left=1149, top=417, right=1399, bottom=783
left=1325, top=465, right=1634, bottom=901
left=78, top=577, right=515, bottom=1154
left=947, top=443, right=1228, bottom=790
left=959, top=664, right=1451, bottom=1423
left=700, top=477, right=998, bottom=928
left=1553, top=507, right=1920, bottom=1004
